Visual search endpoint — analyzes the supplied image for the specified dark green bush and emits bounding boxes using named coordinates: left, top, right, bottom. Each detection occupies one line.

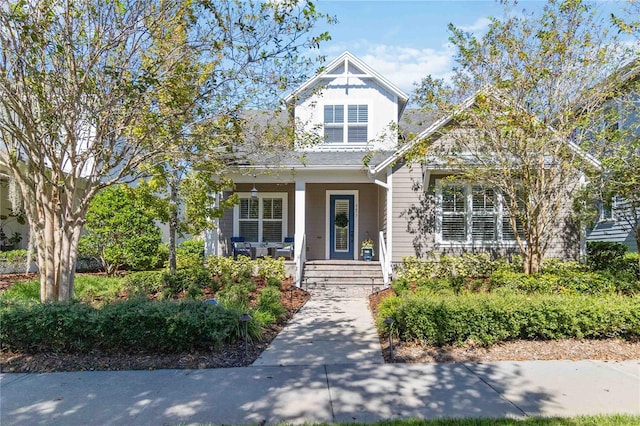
left=378, top=293, right=640, bottom=346
left=267, top=277, right=282, bottom=288
left=587, top=241, right=628, bottom=272
left=0, top=299, right=251, bottom=353
left=391, top=277, right=411, bottom=295
left=161, top=267, right=215, bottom=299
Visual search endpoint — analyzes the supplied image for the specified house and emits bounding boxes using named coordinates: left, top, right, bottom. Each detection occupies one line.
left=205, top=51, right=586, bottom=284
left=584, top=63, right=640, bottom=253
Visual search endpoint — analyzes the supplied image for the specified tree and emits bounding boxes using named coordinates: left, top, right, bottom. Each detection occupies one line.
left=576, top=3, right=640, bottom=269
left=79, top=185, right=162, bottom=276
left=410, top=0, right=625, bottom=274
left=0, top=0, right=333, bottom=301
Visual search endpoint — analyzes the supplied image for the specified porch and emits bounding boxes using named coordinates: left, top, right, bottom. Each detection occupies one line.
left=207, top=176, right=393, bottom=288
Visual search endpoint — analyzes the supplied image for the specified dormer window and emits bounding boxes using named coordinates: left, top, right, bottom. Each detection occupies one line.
left=324, top=104, right=368, bottom=143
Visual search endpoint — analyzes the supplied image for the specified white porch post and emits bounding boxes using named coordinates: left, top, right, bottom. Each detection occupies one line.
left=204, top=191, right=221, bottom=257
left=294, top=179, right=306, bottom=286
left=386, top=167, right=393, bottom=276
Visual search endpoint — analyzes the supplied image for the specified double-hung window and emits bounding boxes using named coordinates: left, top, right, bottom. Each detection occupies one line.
left=234, top=193, right=287, bottom=243
left=324, top=105, right=344, bottom=143
left=437, top=183, right=522, bottom=245
left=324, top=104, right=368, bottom=143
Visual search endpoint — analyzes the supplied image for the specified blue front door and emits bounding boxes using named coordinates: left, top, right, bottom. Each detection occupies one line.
left=330, top=194, right=354, bottom=259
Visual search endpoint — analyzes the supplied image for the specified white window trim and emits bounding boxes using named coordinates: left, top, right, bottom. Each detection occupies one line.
left=323, top=103, right=370, bottom=145
left=233, top=192, right=288, bottom=243
left=435, top=181, right=519, bottom=248
left=598, top=196, right=618, bottom=223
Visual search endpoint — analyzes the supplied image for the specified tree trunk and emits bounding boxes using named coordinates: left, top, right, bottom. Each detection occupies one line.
left=37, top=218, right=82, bottom=302
left=36, top=188, right=83, bottom=302
left=168, top=175, right=178, bottom=274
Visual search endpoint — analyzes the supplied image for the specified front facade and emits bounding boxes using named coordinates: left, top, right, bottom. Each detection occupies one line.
left=206, top=52, right=582, bottom=284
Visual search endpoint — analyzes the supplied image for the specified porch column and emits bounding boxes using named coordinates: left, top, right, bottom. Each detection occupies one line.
left=204, top=191, right=221, bottom=257
left=386, top=167, right=393, bottom=272
left=294, top=179, right=306, bottom=286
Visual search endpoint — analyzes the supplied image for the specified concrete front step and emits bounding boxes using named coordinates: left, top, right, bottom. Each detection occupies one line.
left=301, top=260, right=385, bottom=290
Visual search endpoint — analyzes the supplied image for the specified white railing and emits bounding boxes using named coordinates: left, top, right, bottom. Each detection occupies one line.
left=295, top=233, right=306, bottom=287
left=379, top=230, right=390, bottom=287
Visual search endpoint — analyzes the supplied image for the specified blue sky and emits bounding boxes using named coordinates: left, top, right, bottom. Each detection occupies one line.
left=311, top=1, right=629, bottom=94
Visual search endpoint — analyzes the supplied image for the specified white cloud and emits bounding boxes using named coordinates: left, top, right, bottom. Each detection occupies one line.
left=322, top=41, right=455, bottom=94
left=457, top=17, right=492, bottom=33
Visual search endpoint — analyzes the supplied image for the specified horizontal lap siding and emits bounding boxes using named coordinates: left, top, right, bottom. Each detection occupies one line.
left=391, top=163, right=430, bottom=262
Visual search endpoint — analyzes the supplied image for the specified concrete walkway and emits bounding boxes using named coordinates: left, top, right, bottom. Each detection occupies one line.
left=252, top=285, right=383, bottom=366
left=2, top=286, right=640, bottom=425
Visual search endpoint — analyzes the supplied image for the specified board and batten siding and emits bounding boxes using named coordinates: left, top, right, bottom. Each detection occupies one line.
left=295, top=76, right=399, bottom=151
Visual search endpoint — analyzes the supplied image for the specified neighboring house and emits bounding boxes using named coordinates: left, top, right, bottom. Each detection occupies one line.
left=206, top=51, right=587, bottom=284
left=585, top=63, right=640, bottom=253
left=0, top=167, right=28, bottom=251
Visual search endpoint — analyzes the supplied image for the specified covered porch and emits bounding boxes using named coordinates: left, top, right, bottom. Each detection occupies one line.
left=206, top=167, right=394, bottom=287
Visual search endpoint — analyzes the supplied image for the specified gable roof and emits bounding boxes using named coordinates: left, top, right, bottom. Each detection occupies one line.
left=285, top=51, right=409, bottom=120
left=370, top=88, right=601, bottom=175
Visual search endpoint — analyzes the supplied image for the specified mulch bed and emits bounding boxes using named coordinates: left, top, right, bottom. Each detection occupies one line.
left=2, top=276, right=639, bottom=373
left=0, top=274, right=310, bottom=373
left=369, top=287, right=640, bottom=364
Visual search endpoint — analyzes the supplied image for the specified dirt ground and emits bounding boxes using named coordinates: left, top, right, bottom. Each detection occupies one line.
left=2, top=276, right=639, bottom=372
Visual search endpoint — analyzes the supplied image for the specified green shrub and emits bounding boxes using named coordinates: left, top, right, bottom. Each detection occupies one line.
left=391, top=277, right=411, bottom=295
left=587, top=241, right=628, bottom=272
left=155, top=243, right=170, bottom=269
left=176, top=239, right=205, bottom=270
left=161, top=267, right=215, bottom=299
left=122, top=270, right=165, bottom=297
left=256, top=286, right=286, bottom=321
left=541, top=258, right=588, bottom=274
left=0, top=298, right=254, bottom=353
left=377, top=293, right=640, bottom=346
left=255, top=256, right=286, bottom=281
left=267, top=276, right=282, bottom=288
left=0, top=301, right=98, bottom=352
left=217, top=283, right=252, bottom=310
left=0, top=249, right=31, bottom=263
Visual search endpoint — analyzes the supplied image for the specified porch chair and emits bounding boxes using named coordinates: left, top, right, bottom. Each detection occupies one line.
left=275, top=237, right=294, bottom=260
left=231, top=237, right=251, bottom=260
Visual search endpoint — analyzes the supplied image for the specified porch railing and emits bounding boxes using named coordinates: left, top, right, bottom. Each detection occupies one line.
left=379, top=230, right=390, bottom=287
left=295, top=233, right=306, bottom=287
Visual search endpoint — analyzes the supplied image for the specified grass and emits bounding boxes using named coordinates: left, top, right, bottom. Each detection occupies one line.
left=0, top=274, right=123, bottom=303
left=362, top=414, right=640, bottom=425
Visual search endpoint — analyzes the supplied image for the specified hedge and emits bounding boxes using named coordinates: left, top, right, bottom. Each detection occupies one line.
left=377, top=293, right=640, bottom=346
left=0, top=299, right=261, bottom=354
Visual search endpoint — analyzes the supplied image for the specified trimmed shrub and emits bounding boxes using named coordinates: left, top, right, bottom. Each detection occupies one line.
left=0, top=299, right=251, bottom=353
left=377, top=293, right=640, bottom=346
left=255, top=256, right=286, bottom=281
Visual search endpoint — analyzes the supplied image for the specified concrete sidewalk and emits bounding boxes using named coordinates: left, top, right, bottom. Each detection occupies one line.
left=2, top=360, right=639, bottom=425
left=2, top=288, right=639, bottom=425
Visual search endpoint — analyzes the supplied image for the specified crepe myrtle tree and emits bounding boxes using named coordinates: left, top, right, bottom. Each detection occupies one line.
left=0, top=0, right=334, bottom=301
left=409, top=0, right=623, bottom=274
